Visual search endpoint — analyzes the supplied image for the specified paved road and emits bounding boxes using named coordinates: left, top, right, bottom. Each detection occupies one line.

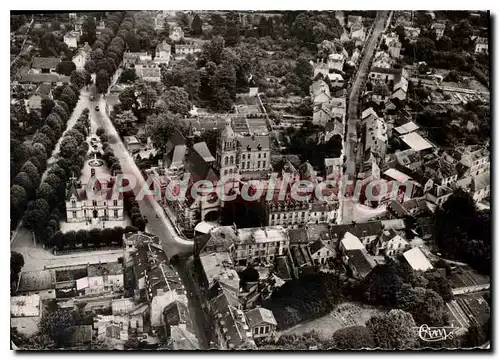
left=91, top=91, right=211, bottom=347
left=341, top=11, right=388, bottom=224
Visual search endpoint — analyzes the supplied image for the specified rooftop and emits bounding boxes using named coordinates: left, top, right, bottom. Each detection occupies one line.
left=245, top=307, right=277, bottom=327
left=341, top=231, right=365, bottom=251
left=400, top=132, right=434, bottom=152
left=345, top=249, right=376, bottom=278
left=11, top=295, right=40, bottom=317
left=403, top=247, right=433, bottom=271
left=394, top=121, right=419, bottom=135
left=31, top=57, right=61, bottom=70
left=17, top=270, right=56, bottom=292
left=200, top=252, right=239, bottom=290
left=238, top=226, right=288, bottom=245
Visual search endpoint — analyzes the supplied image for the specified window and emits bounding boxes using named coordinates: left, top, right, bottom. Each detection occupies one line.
left=247, top=161, right=250, bottom=169
left=242, top=162, right=245, bottom=169
left=92, top=200, right=97, bottom=206
left=114, top=210, right=118, bottom=218
left=257, top=161, right=261, bottom=168
left=265, top=326, right=270, bottom=333
left=113, top=200, right=118, bottom=206
left=72, top=210, right=77, bottom=218
left=242, top=154, right=245, bottom=160
left=258, top=153, right=261, bottom=159
left=263, top=161, right=266, bottom=168
left=263, top=153, right=267, bottom=158
left=71, top=200, right=76, bottom=207
left=225, top=157, right=228, bottom=165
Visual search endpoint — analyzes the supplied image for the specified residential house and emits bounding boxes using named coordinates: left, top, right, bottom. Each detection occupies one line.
left=63, top=31, right=80, bottom=49
left=154, top=41, right=172, bottom=66
left=424, top=156, right=458, bottom=187
left=454, top=145, right=490, bottom=177
left=164, top=301, right=200, bottom=349
left=391, top=73, right=409, bottom=101
left=31, top=57, right=61, bottom=74
left=169, top=26, right=185, bottom=42
left=330, top=221, right=383, bottom=247
left=384, top=33, right=402, bottom=59
left=310, top=79, right=331, bottom=104
left=27, top=82, right=52, bottom=111
left=339, top=232, right=376, bottom=279
left=76, top=262, right=124, bottom=295
left=431, top=22, right=446, bottom=40
left=403, top=247, right=433, bottom=271
left=244, top=307, right=277, bottom=339
left=363, top=111, right=387, bottom=161
left=313, top=97, right=346, bottom=126
left=210, top=291, right=256, bottom=350
left=124, top=135, right=142, bottom=153
left=372, top=51, right=393, bottom=69
left=455, top=170, right=490, bottom=203
left=72, top=43, right=92, bottom=70
left=424, top=181, right=453, bottom=206
left=404, top=27, right=421, bottom=43
left=371, top=229, right=409, bottom=256
left=369, top=67, right=408, bottom=86
left=308, top=238, right=335, bottom=266
left=370, top=82, right=391, bottom=104
left=351, top=26, right=366, bottom=47
left=15, top=270, right=56, bottom=300
left=474, top=37, right=488, bottom=54
left=327, top=53, right=345, bottom=72
left=176, top=43, right=202, bottom=56
left=123, top=51, right=152, bottom=66
left=267, top=196, right=310, bottom=228
left=327, top=72, right=344, bottom=87
left=347, top=15, right=363, bottom=28
left=135, top=60, right=161, bottom=82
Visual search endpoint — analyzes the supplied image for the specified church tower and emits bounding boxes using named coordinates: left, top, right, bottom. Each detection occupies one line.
left=216, top=118, right=239, bottom=178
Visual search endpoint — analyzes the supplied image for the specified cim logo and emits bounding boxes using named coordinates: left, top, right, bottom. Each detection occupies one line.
left=414, top=324, right=462, bottom=342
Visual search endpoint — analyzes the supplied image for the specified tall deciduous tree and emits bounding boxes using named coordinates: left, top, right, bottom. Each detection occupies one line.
left=157, top=86, right=191, bottom=115
left=146, top=112, right=180, bottom=151
left=39, top=309, right=75, bottom=346
left=191, top=14, right=203, bottom=36
left=331, top=326, right=375, bottom=349
left=366, top=309, right=418, bottom=350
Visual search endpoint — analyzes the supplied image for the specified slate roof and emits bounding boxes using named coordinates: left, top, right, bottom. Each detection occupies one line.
left=32, top=57, right=61, bottom=70
left=238, top=135, right=270, bottom=151
left=17, top=270, right=56, bottom=292
left=345, top=249, right=376, bottom=278
left=245, top=307, right=277, bottom=327
left=209, top=291, right=255, bottom=349
left=308, top=239, right=326, bottom=255
left=19, top=73, right=65, bottom=83
left=287, top=228, right=308, bottom=244
left=331, top=221, right=383, bottom=240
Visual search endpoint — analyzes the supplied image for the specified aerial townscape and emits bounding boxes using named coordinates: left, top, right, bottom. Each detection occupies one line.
left=10, top=10, right=490, bottom=351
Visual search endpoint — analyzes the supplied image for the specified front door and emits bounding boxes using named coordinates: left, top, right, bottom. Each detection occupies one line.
left=93, top=209, right=98, bottom=218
